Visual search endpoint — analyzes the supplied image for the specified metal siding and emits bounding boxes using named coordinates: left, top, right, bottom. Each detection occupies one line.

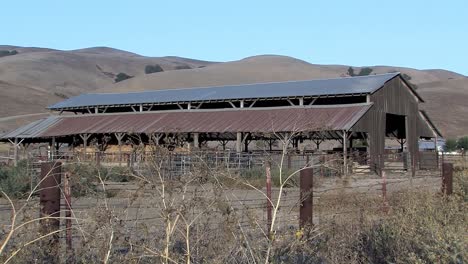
left=353, top=77, right=424, bottom=167
left=48, top=73, right=399, bottom=109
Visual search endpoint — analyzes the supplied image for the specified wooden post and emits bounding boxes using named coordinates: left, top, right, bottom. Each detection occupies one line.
left=381, top=171, right=389, bottom=213
left=442, top=162, right=453, bottom=195
left=40, top=162, right=62, bottom=262
left=265, top=161, right=272, bottom=234
left=300, top=167, right=313, bottom=227
left=64, top=172, right=72, bottom=252
left=13, top=138, right=19, bottom=166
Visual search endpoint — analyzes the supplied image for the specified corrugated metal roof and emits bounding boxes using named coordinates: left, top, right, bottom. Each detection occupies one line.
left=48, top=73, right=399, bottom=109
left=1, top=104, right=373, bottom=140
left=0, top=116, right=61, bottom=139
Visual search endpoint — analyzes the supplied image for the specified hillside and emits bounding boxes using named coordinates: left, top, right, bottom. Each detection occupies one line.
left=0, top=47, right=466, bottom=138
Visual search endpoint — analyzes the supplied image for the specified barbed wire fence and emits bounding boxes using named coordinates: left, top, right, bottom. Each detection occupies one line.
left=0, top=150, right=464, bottom=263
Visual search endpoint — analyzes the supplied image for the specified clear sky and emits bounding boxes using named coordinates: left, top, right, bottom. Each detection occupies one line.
left=2, top=0, right=467, bottom=75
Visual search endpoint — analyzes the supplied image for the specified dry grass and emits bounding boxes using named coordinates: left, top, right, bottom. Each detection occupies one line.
left=0, top=154, right=466, bottom=263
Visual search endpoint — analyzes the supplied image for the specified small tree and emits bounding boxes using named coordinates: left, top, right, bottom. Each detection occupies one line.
left=174, top=64, right=192, bottom=70
left=145, top=64, right=164, bottom=74
left=347, top=67, right=355, bottom=77
left=456, top=136, right=468, bottom=152
left=0, top=50, right=18, bottom=58
left=444, top=138, right=457, bottom=152
left=358, top=67, right=373, bottom=76
left=114, top=72, right=133, bottom=83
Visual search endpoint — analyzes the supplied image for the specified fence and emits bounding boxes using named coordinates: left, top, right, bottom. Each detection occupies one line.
left=1, top=147, right=464, bottom=262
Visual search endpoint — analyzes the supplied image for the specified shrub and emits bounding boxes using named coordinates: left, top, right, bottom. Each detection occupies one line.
left=456, top=136, right=468, bottom=152
left=174, top=64, right=192, bottom=70
left=114, top=72, right=133, bottom=83
left=347, top=66, right=355, bottom=76
left=444, top=138, right=457, bottom=152
left=357, top=67, right=373, bottom=76
left=144, top=64, right=164, bottom=74
left=0, top=160, right=31, bottom=198
left=0, top=50, right=18, bottom=58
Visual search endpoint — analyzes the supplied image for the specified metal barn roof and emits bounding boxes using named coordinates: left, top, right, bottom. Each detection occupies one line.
left=1, top=104, right=373, bottom=140
left=48, top=73, right=400, bottom=110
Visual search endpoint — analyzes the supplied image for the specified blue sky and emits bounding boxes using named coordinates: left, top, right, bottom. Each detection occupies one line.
left=2, top=0, right=467, bottom=75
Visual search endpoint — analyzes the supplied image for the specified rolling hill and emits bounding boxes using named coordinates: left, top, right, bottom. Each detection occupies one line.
left=0, top=46, right=466, bottom=138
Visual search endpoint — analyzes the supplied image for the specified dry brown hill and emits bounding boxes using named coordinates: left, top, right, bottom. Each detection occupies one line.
left=0, top=45, right=214, bottom=132
left=0, top=48, right=466, bottom=138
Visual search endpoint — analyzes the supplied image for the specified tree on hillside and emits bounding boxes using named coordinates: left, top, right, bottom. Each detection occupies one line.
left=457, top=136, right=468, bottom=152
left=0, top=50, right=18, bottom=58
left=174, top=64, right=192, bottom=70
left=358, top=67, right=373, bottom=76
left=114, top=72, right=133, bottom=83
left=444, top=138, right=457, bottom=152
left=347, top=66, right=373, bottom=77
left=145, top=64, right=164, bottom=74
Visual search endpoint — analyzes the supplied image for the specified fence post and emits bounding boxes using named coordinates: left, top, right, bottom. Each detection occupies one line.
left=64, top=172, right=73, bottom=253
left=265, top=161, right=272, bottom=234
left=299, top=167, right=313, bottom=228
left=442, top=162, right=453, bottom=195
left=381, top=170, right=389, bottom=213
left=40, top=161, right=62, bottom=262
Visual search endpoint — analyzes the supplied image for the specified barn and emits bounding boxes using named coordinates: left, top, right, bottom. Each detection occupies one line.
left=0, top=73, right=441, bottom=172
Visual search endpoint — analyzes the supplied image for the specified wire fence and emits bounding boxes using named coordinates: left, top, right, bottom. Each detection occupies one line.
left=0, top=151, right=464, bottom=263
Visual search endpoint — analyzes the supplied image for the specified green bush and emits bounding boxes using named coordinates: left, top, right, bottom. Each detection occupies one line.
left=445, top=138, right=458, bottom=152
left=114, top=72, right=133, bottom=83
left=174, top=64, right=192, bottom=70
left=0, top=160, right=31, bottom=198
left=347, top=66, right=373, bottom=77
left=144, top=64, right=164, bottom=74
left=456, top=136, right=468, bottom=151
left=0, top=50, right=18, bottom=58
left=357, top=67, right=373, bottom=76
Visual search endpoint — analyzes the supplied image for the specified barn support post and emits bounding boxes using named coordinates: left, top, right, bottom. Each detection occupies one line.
left=243, top=133, right=250, bottom=152
left=236, top=132, right=242, bottom=153
left=193, top=133, right=199, bottom=149
left=115, top=133, right=125, bottom=166
left=40, top=162, right=62, bottom=262
left=80, top=134, right=91, bottom=161
left=300, top=167, right=313, bottom=228
left=51, top=137, right=56, bottom=160
left=11, top=137, right=24, bottom=166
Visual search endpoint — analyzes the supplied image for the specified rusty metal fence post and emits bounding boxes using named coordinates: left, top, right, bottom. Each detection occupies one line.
left=265, top=161, right=272, bottom=233
left=64, top=172, right=73, bottom=253
left=442, top=162, right=453, bottom=195
left=40, top=161, right=62, bottom=261
left=299, top=167, right=313, bottom=228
